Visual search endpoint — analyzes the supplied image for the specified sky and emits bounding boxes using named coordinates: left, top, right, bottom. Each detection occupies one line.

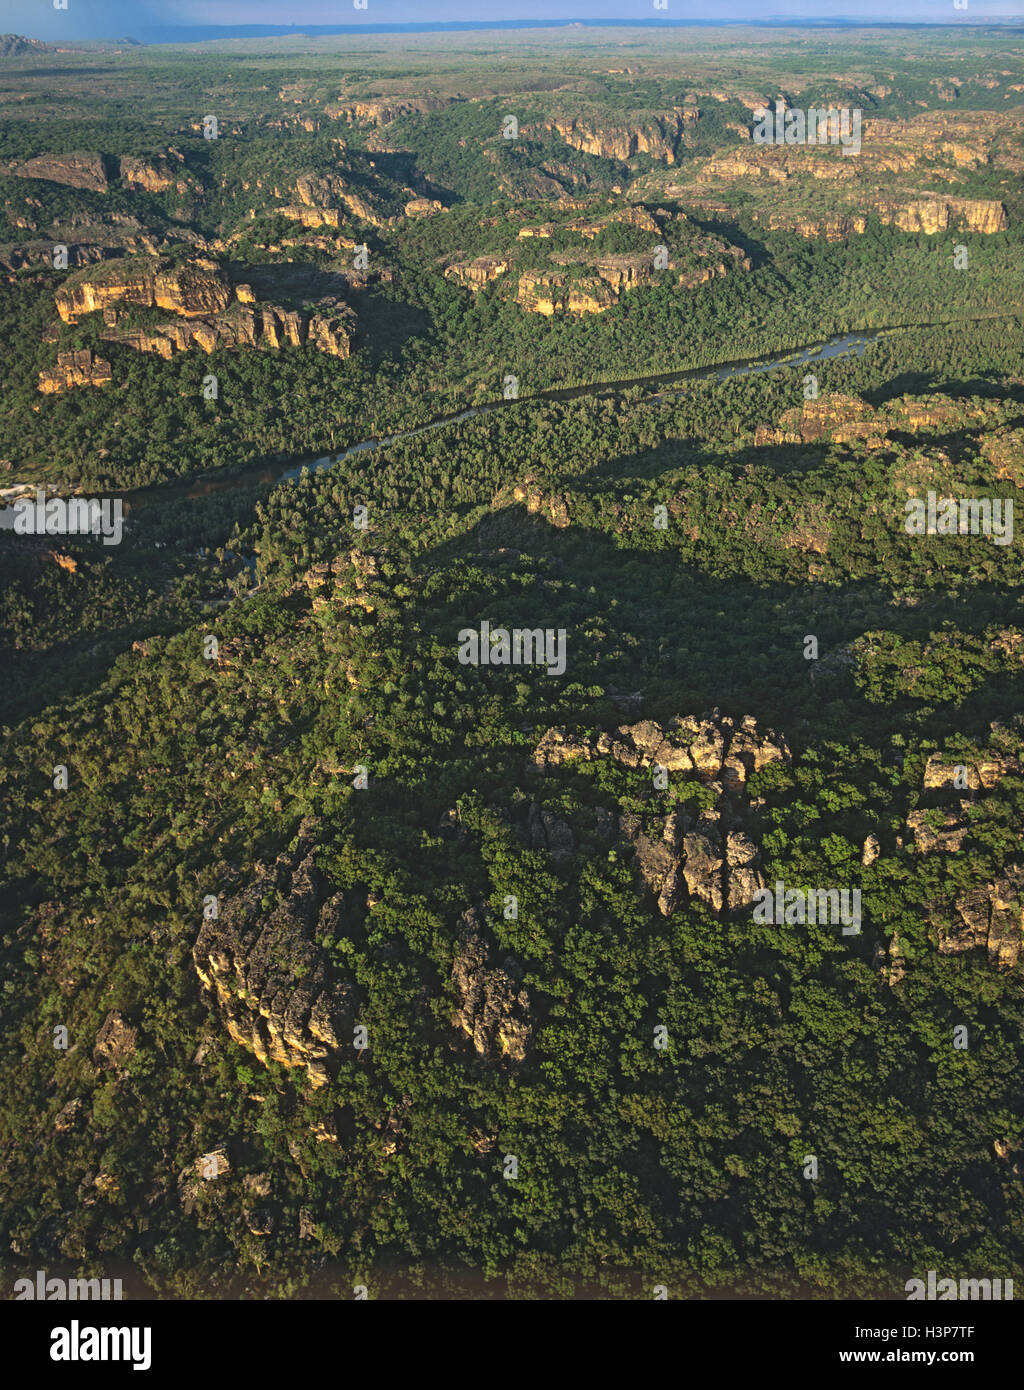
left=8, top=0, right=1024, bottom=42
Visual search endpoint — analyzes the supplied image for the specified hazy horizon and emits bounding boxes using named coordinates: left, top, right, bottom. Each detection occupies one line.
left=8, top=2, right=1024, bottom=45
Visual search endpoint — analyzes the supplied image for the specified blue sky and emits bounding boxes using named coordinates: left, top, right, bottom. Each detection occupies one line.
left=10, top=0, right=1024, bottom=42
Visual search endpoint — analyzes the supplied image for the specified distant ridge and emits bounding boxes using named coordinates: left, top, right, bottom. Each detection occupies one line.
left=115, top=18, right=1024, bottom=46
left=0, top=34, right=53, bottom=57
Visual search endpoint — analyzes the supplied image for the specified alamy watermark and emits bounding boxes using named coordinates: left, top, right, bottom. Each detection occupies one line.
left=15, top=1270, right=124, bottom=1300
left=457, top=621, right=567, bottom=677
left=8, top=491, right=123, bottom=545
left=752, top=101, right=862, bottom=156
left=904, top=493, right=1013, bottom=546
left=906, top=1272, right=1013, bottom=1300
left=752, top=880, right=862, bottom=934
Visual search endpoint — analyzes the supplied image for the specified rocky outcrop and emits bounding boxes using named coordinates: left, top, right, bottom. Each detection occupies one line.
left=754, top=392, right=980, bottom=450
left=0, top=241, right=113, bottom=276
left=282, top=173, right=388, bottom=228
left=193, top=824, right=360, bottom=1088
left=935, top=870, right=1024, bottom=970
left=37, top=349, right=112, bottom=394
left=101, top=298, right=354, bottom=360
left=879, top=198, right=1008, bottom=235
left=444, top=255, right=510, bottom=290
left=514, top=241, right=746, bottom=315
left=907, top=808, right=971, bottom=854
left=547, top=109, right=696, bottom=164
left=923, top=751, right=1020, bottom=792
left=886, top=738, right=1024, bottom=977
left=119, top=152, right=195, bottom=197
left=516, top=270, right=616, bottom=315
left=451, top=908, right=531, bottom=1062
left=510, top=478, right=571, bottom=527
left=766, top=198, right=1007, bottom=240
left=52, top=257, right=354, bottom=362
left=328, top=97, right=455, bottom=125
left=93, top=1010, right=137, bottom=1070
left=768, top=212, right=868, bottom=241
left=404, top=197, right=443, bottom=218
left=0, top=34, right=53, bottom=57
left=533, top=712, right=789, bottom=916
left=907, top=746, right=1021, bottom=857
left=56, top=258, right=232, bottom=323
left=12, top=153, right=111, bottom=192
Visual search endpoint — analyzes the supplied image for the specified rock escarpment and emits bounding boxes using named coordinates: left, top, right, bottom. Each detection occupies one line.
left=12, top=153, right=113, bottom=193
left=193, top=825, right=360, bottom=1088
left=754, top=392, right=995, bottom=449
left=886, top=739, right=1024, bottom=980
left=533, top=712, right=790, bottom=915
left=46, top=256, right=354, bottom=375
left=56, top=258, right=232, bottom=322
left=444, top=255, right=511, bottom=289
left=451, top=908, right=531, bottom=1062
left=546, top=107, right=697, bottom=163
left=37, top=349, right=112, bottom=394
left=935, top=871, right=1024, bottom=970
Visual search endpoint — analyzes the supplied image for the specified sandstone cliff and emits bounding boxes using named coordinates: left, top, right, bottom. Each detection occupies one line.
left=533, top=712, right=790, bottom=916
left=37, top=349, right=112, bottom=394
left=886, top=738, right=1024, bottom=978
left=754, top=392, right=989, bottom=449
left=444, top=255, right=511, bottom=290
left=48, top=257, right=355, bottom=371
left=56, top=258, right=232, bottom=323
left=328, top=97, right=456, bottom=125
left=547, top=107, right=697, bottom=164
left=451, top=908, right=531, bottom=1062
left=193, top=824, right=361, bottom=1089
left=12, top=153, right=111, bottom=193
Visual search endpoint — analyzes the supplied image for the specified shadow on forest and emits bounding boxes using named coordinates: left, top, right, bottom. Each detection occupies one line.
left=416, top=507, right=1023, bottom=753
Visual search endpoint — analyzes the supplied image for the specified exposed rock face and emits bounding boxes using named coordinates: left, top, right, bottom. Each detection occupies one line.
left=444, top=255, right=510, bottom=290
left=329, top=97, right=455, bottom=125
left=514, top=244, right=746, bottom=315
left=0, top=241, right=113, bottom=276
left=936, top=870, right=1024, bottom=970
left=754, top=392, right=987, bottom=450
left=516, top=269, right=615, bottom=316
left=451, top=908, right=531, bottom=1062
left=93, top=1010, right=137, bottom=1070
left=891, top=737, right=1024, bottom=976
left=56, top=259, right=232, bottom=323
left=655, top=107, right=1018, bottom=243
left=881, top=197, right=1007, bottom=235
left=37, top=349, right=112, bottom=394
left=281, top=173, right=388, bottom=228
left=981, top=429, right=1024, bottom=488
left=119, top=152, right=195, bottom=197
left=54, top=1098, right=81, bottom=1133
left=193, top=824, right=360, bottom=1088
left=908, top=808, right=970, bottom=854
left=51, top=257, right=354, bottom=362
left=923, top=752, right=1020, bottom=792
left=404, top=197, right=443, bottom=217
left=547, top=109, right=696, bottom=163
left=102, top=300, right=354, bottom=360
left=770, top=212, right=868, bottom=241
left=0, top=34, right=53, bottom=57
left=765, top=199, right=1007, bottom=240
left=534, top=712, right=790, bottom=916
left=511, top=477, right=571, bottom=527
left=13, top=153, right=111, bottom=192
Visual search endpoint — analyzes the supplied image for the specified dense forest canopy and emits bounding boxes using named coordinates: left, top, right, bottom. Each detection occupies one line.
left=0, top=23, right=1022, bottom=1301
